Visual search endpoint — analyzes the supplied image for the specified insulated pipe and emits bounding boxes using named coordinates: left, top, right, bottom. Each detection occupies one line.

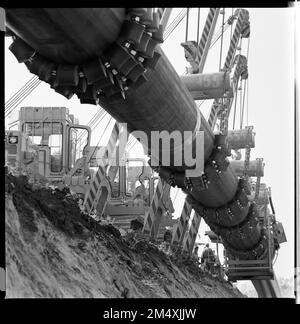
left=5, top=8, right=269, bottom=259
left=231, top=159, right=265, bottom=177
left=98, top=47, right=216, bottom=172
left=181, top=71, right=233, bottom=100
left=5, top=8, right=126, bottom=64
left=97, top=48, right=239, bottom=207
left=227, top=127, right=255, bottom=149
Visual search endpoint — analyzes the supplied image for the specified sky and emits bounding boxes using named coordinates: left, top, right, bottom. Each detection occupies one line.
left=4, top=8, right=295, bottom=289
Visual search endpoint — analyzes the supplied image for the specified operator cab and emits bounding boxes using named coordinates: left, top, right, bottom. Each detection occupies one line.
left=105, top=157, right=156, bottom=231
left=5, top=106, right=96, bottom=191
left=105, top=156, right=176, bottom=238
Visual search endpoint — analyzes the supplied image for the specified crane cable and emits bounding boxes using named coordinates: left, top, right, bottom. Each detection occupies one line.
left=165, top=9, right=185, bottom=34
left=5, top=75, right=38, bottom=109
left=5, top=81, right=41, bottom=118
left=76, top=108, right=105, bottom=140
left=239, top=80, right=244, bottom=129
left=127, top=137, right=139, bottom=153
left=163, top=10, right=184, bottom=39
left=87, top=115, right=113, bottom=164
left=240, top=79, right=247, bottom=129
left=246, top=76, right=249, bottom=126
left=126, top=135, right=135, bottom=149
left=185, top=8, right=190, bottom=42
left=219, top=8, right=225, bottom=72
left=196, top=8, right=201, bottom=44
left=5, top=77, right=41, bottom=117
left=232, top=84, right=238, bottom=130
left=82, top=108, right=104, bottom=131
left=5, top=78, right=41, bottom=113
left=240, top=36, right=250, bottom=129
left=209, top=13, right=232, bottom=50
left=246, top=37, right=251, bottom=127
left=5, top=77, right=39, bottom=112
left=210, top=27, right=229, bottom=51
left=76, top=110, right=106, bottom=150
left=77, top=111, right=108, bottom=151
left=127, top=137, right=135, bottom=148
left=164, top=8, right=190, bottom=40
left=164, top=9, right=187, bottom=39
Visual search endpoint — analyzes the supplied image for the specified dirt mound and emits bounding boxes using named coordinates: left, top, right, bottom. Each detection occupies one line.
left=5, top=170, right=244, bottom=298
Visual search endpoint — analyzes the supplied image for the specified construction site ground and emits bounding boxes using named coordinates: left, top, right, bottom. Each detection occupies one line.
left=5, top=170, right=244, bottom=298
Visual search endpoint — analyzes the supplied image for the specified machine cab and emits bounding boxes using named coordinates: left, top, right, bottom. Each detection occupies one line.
left=17, top=106, right=91, bottom=183
left=103, top=157, right=154, bottom=231
left=110, top=157, right=156, bottom=203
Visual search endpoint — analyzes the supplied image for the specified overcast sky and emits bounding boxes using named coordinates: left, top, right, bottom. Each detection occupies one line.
left=5, top=8, right=295, bottom=284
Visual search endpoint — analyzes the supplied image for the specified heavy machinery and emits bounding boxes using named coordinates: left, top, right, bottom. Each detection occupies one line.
left=4, top=8, right=287, bottom=297
left=5, top=106, right=176, bottom=238
left=5, top=106, right=93, bottom=192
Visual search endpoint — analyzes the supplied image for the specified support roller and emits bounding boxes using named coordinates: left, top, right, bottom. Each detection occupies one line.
left=181, top=72, right=234, bottom=100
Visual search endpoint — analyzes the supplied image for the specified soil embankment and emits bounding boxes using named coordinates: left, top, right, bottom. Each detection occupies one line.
left=5, top=171, right=244, bottom=298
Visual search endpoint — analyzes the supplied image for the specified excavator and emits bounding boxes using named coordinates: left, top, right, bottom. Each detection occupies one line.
left=4, top=8, right=287, bottom=298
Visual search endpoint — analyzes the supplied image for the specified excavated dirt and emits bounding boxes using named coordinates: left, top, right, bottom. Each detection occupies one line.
left=5, top=169, right=244, bottom=298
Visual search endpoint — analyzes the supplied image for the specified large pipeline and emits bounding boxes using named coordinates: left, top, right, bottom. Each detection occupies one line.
left=5, top=8, right=272, bottom=260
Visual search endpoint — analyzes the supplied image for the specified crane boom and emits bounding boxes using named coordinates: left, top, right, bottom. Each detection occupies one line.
left=181, top=8, right=220, bottom=74
left=182, top=211, right=202, bottom=254
left=143, top=179, right=170, bottom=237
left=84, top=122, right=129, bottom=214
left=207, top=9, right=250, bottom=130
left=157, top=8, right=173, bottom=30
left=171, top=199, right=193, bottom=248
left=198, top=8, right=220, bottom=73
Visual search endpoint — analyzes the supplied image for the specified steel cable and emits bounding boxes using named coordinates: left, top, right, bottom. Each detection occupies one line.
left=5, top=77, right=41, bottom=113
left=5, top=78, right=42, bottom=118
left=5, top=75, right=38, bottom=107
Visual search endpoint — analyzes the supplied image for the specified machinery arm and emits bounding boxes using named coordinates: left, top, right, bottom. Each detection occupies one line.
left=207, top=9, right=250, bottom=130
left=181, top=8, right=220, bottom=74
left=171, top=199, right=193, bottom=247
left=143, top=179, right=171, bottom=238
left=84, top=122, right=129, bottom=214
